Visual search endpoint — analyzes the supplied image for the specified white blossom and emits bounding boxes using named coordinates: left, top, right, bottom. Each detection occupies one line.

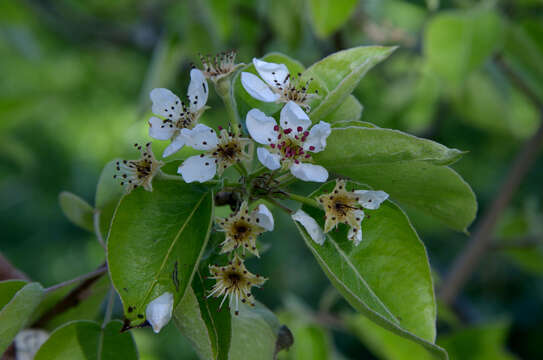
left=216, top=201, right=274, bottom=256
left=177, top=125, right=250, bottom=183
left=317, top=180, right=389, bottom=246
left=241, top=58, right=318, bottom=111
left=199, top=50, right=242, bottom=82
left=208, top=254, right=266, bottom=316
left=114, top=142, right=163, bottom=193
left=148, top=69, right=209, bottom=157
left=246, top=101, right=331, bottom=182
left=146, top=292, right=174, bottom=334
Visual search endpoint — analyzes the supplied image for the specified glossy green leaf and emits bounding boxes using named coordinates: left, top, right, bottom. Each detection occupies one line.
left=107, top=178, right=214, bottom=327
left=94, top=159, right=125, bottom=241
left=174, top=271, right=231, bottom=360
left=308, top=0, right=358, bottom=38
left=34, top=320, right=138, bottom=360
left=424, top=9, right=503, bottom=85
left=321, top=95, right=363, bottom=124
left=228, top=302, right=280, bottom=360
left=295, top=181, right=446, bottom=359
left=314, top=130, right=477, bottom=231
left=306, top=46, right=396, bottom=121
left=0, top=282, right=44, bottom=354
left=315, top=126, right=465, bottom=166
left=59, top=191, right=94, bottom=232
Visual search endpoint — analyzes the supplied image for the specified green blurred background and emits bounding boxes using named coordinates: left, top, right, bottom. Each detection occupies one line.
left=1, top=0, right=543, bottom=359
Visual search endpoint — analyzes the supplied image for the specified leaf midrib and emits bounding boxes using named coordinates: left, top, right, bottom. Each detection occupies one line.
left=137, top=192, right=208, bottom=309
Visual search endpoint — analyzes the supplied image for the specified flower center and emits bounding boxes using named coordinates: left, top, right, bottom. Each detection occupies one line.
left=227, top=272, right=242, bottom=284
left=269, top=71, right=317, bottom=111
left=270, top=125, right=313, bottom=165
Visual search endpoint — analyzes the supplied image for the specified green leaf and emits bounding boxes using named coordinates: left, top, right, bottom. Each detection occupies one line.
left=95, top=159, right=125, bottom=241
left=347, top=316, right=515, bottom=360
left=321, top=95, right=363, bottom=124
left=228, top=302, right=280, bottom=360
left=0, top=282, right=44, bottom=354
left=424, top=9, right=503, bottom=85
left=308, top=0, right=358, bottom=38
left=34, top=320, right=138, bottom=360
left=294, top=181, right=447, bottom=359
left=438, top=321, right=516, bottom=360
left=174, top=271, right=231, bottom=360
left=233, top=52, right=305, bottom=118
left=59, top=191, right=95, bottom=232
left=314, top=129, right=477, bottom=231
left=107, top=178, right=214, bottom=327
left=315, top=126, right=465, bottom=166
left=306, top=46, right=396, bottom=121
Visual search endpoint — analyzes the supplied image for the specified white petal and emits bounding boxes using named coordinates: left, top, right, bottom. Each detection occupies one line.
left=256, top=204, right=274, bottom=231
left=246, top=109, right=278, bottom=145
left=253, top=58, right=290, bottom=89
left=188, top=69, right=209, bottom=112
left=303, top=121, right=331, bottom=153
left=150, top=88, right=182, bottom=120
left=181, top=124, right=219, bottom=150
left=148, top=116, right=175, bottom=140
left=354, top=190, right=389, bottom=210
left=241, top=72, right=280, bottom=102
left=290, top=163, right=328, bottom=182
left=292, top=209, right=325, bottom=245
left=146, top=292, right=174, bottom=334
left=162, top=134, right=186, bottom=157
left=257, top=147, right=281, bottom=170
left=349, top=226, right=363, bottom=246
left=14, top=329, right=49, bottom=360
left=178, top=155, right=217, bottom=183
left=280, top=101, right=311, bottom=132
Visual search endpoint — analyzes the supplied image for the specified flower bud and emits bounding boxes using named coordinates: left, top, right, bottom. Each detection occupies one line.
left=145, top=292, right=174, bottom=333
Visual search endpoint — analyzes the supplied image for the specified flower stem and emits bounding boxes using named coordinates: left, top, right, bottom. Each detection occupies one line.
left=266, top=197, right=293, bottom=215
left=285, top=192, right=320, bottom=209
left=215, top=77, right=240, bottom=135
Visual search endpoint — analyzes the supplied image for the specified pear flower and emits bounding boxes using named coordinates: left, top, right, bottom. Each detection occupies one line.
left=177, top=124, right=251, bottom=183
left=241, top=58, right=318, bottom=112
left=145, top=292, right=174, bottom=334
left=148, top=69, right=209, bottom=157
left=246, top=101, right=331, bottom=182
left=216, top=201, right=274, bottom=257
left=200, top=50, right=242, bottom=82
left=208, top=254, right=267, bottom=315
left=114, top=142, right=163, bottom=193
left=316, top=180, right=388, bottom=245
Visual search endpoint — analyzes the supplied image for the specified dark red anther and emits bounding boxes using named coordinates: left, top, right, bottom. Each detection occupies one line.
left=309, top=146, right=315, bottom=151
left=273, top=125, right=279, bottom=131
left=297, top=126, right=303, bottom=132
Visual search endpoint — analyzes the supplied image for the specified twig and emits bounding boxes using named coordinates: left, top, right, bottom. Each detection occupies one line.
left=33, top=264, right=108, bottom=328
left=0, top=253, right=30, bottom=281
left=439, top=54, right=543, bottom=305
left=44, top=263, right=107, bottom=293
left=266, top=197, right=294, bottom=215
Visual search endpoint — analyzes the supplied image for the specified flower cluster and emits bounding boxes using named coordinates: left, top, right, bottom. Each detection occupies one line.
left=113, top=51, right=387, bottom=334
